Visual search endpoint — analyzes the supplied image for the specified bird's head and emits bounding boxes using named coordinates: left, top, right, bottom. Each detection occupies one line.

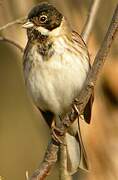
left=23, top=2, right=64, bottom=41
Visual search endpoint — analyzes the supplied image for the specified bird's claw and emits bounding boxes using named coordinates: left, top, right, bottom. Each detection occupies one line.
left=51, top=123, right=66, bottom=145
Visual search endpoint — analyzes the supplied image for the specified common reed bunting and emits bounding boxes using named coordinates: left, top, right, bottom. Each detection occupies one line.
left=23, top=2, right=92, bottom=174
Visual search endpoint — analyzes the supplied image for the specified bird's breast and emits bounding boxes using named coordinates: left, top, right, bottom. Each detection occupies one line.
left=23, top=38, right=89, bottom=115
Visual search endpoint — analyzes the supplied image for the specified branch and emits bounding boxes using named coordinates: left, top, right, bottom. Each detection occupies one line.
left=59, top=138, right=69, bottom=180
left=78, top=3, right=118, bottom=113
left=29, top=141, right=59, bottom=180
left=81, top=0, right=101, bottom=43
left=0, top=16, right=26, bottom=31
left=0, top=17, right=26, bottom=52
left=29, top=4, right=118, bottom=180
left=0, top=36, right=24, bottom=52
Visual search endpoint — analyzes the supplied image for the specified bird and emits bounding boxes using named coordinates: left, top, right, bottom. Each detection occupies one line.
left=23, top=2, right=92, bottom=175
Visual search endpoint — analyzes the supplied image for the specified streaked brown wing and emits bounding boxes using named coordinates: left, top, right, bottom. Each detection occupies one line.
left=72, top=31, right=87, bottom=47
left=72, top=31, right=94, bottom=124
left=84, top=91, right=94, bottom=124
left=72, top=31, right=91, bottom=66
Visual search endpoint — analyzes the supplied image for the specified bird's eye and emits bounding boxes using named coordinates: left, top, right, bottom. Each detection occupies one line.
left=39, top=15, right=47, bottom=23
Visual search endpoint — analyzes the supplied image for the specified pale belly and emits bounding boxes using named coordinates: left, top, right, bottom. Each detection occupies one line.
left=24, top=45, right=89, bottom=116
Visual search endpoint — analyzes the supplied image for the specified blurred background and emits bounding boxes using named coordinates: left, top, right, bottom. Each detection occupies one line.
left=0, top=0, right=118, bottom=180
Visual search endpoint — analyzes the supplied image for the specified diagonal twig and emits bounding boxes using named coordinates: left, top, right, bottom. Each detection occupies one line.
left=81, top=0, right=101, bottom=43
left=0, top=17, right=26, bottom=52
left=29, top=141, right=59, bottom=180
left=0, top=16, right=26, bottom=31
left=78, top=4, right=118, bottom=113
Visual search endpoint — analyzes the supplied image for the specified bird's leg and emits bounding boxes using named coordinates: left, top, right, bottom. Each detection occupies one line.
left=51, top=118, right=66, bottom=145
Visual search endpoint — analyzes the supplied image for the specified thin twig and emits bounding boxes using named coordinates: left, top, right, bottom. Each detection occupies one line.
left=78, top=4, right=118, bottom=113
left=0, top=36, right=24, bottom=52
left=0, top=16, right=26, bottom=31
left=0, top=17, right=25, bottom=52
left=81, top=0, right=101, bottom=43
left=29, top=141, right=59, bottom=180
left=30, top=4, right=118, bottom=180
left=59, top=138, right=70, bottom=180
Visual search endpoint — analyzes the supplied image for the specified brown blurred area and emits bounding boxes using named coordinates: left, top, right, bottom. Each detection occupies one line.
left=0, top=0, right=118, bottom=180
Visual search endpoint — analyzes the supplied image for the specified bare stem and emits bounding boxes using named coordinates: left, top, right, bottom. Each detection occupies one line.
left=29, top=141, right=59, bottom=180
left=59, top=138, right=71, bottom=180
left=78, top=4, right=118, bottom=113
left=81, top=0, right=101, bottom=43
left=0, top=16, right=26, bottom=31
left=0, top=17, right=26, bottom=52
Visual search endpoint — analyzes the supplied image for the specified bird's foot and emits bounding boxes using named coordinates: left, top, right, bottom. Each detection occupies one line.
left=51, top=121, right=66, bottom=145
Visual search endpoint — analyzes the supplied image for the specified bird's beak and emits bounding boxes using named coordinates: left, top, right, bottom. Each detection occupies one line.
left=22, top=21, right=34, bottom=29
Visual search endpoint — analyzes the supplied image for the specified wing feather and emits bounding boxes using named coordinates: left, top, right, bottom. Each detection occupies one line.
left=72, top=31, right=93, bottom=123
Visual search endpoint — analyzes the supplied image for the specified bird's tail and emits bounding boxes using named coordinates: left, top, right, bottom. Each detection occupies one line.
left=65, top=119, right=89, bottom=175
